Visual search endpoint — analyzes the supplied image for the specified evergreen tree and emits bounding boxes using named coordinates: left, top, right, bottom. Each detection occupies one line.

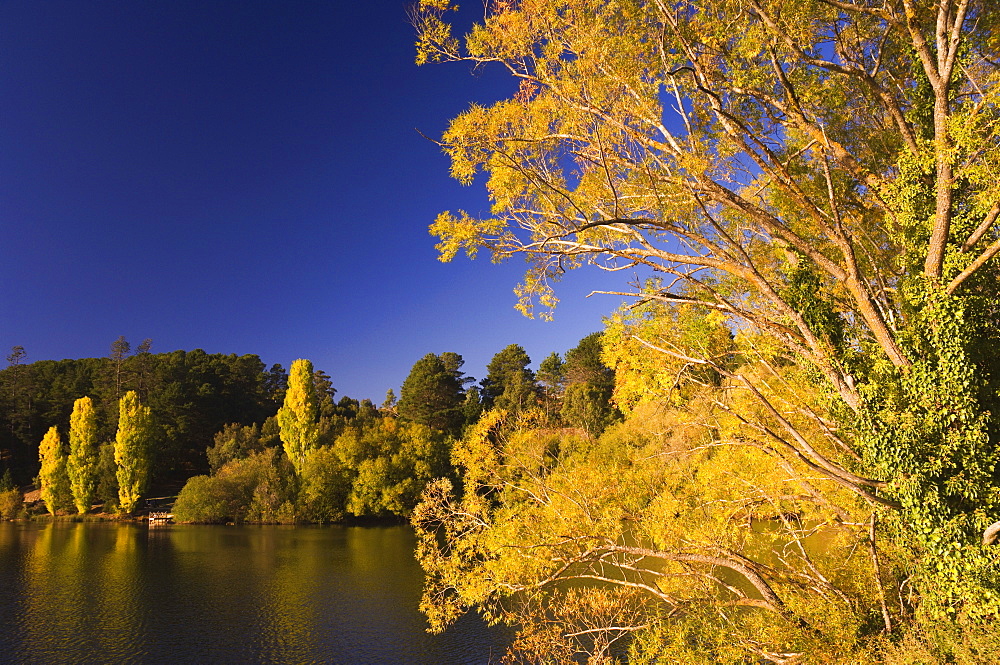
left=537, top=352, right=566, bottom=423
left=563, top=333, right=613, bottom=387
left=461, top=386, right=483, bottom=429
left=381, top=388, right=398, bottom=414
left=559, top=333, right=619, bottom=436
left=560, top=382, right=617, bottom=438
left=115, top=390, right=152, bottom=514
left=481, top=344, right=536, bottom=413
left=277, top=358, right=319, bottom=475
left=263, top=363, right=288, bottom=404
left=38, top=425, right=70, bottom=515
left=109, top=336, right=131, bottom=400
left=398, top=353, right=465, bottom=434
left=67, top=396, right=98, bottom=514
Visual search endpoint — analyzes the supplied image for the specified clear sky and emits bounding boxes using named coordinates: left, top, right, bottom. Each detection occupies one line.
left=0, top=1, right=632, bottom=402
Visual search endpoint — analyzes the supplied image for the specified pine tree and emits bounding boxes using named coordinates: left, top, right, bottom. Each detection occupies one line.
left=481, top=344, right=536, bottom=413
left=38, top=425, right=70, bottom=515
left=115, top=390, right=152, bottom=514
left=67, top=396, right=98, bottom=514
left=398, top=353, right=465, bottom=434
left=277, top=358, right=319, bottom=475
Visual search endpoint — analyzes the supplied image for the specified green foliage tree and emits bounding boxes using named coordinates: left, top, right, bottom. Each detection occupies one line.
left=398, top=353, right=466, bottom=434
left=481, top=344, right=536, bottom=413
left=536, top=351, right=566, bottom=423
left=173, top=449, right=297, bottom=524
left=206, top=422, right=264, bottom=474
left=560, top=381, right=617, bottom=438
left=416, top=0, right=1000, bottom=659
left=559, top=333, right=620, bottom=436
left=38, top=425, right=70, bottom=515
left=95, top=442, right=118, bottom=512
left=66, top=396, right=98, bottom=514
left=115, top=390, right=152, bottom=514
left=300, top=446, right=350, bottom=523
left=277, top=358, right=320, bottom=475
left=335, top=417, right=451, bottom=517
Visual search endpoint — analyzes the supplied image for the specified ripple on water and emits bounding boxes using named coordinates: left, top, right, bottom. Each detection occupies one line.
left=0, top=523, right=509, bottom=664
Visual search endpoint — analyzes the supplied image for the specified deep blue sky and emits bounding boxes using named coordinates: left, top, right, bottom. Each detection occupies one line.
left=0, top=1, right=629, bottom=402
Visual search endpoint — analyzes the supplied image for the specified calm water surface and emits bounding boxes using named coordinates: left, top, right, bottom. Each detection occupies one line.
left=0, top=522, right=509, bottom=664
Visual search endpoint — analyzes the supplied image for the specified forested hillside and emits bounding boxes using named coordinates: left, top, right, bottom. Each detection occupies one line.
left=0, top=340, right=287, bottom=485
left=0, top=333, right=619, bottom=523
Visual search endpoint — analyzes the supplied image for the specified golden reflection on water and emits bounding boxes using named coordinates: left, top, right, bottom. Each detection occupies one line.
left=0, top=522, right=506, bottom=664
left=20, top=524, right=137, bottom=661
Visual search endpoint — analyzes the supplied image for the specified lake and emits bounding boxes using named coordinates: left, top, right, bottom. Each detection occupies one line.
left=0, top=522, right=510, bottom=664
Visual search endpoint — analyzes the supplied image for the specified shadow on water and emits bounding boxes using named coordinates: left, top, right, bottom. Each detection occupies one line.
left=0, top=522, right=510, bottom=664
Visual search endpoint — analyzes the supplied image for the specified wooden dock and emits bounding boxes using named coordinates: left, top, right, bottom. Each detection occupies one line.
left=148, top=512, right=174, bottom=524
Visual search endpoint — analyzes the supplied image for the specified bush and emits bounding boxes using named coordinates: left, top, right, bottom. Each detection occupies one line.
left=0, top=488, right=23, bottom=520
left=174, top=449, right=296, bottom=523
left=300, top=446, right=350, bottom=523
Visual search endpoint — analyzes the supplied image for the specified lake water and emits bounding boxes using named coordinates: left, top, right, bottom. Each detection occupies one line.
left=0, top=522, right=509, bottom=664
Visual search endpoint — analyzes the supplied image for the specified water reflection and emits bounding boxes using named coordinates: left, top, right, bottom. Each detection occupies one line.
left=0, top=523, right=508, bottom=664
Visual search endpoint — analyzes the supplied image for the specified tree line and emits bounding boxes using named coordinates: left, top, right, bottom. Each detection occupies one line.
left=0, top=338, right=286, bottom=487
left=173, top=333, right=621, bottom=524
left=0, top=332, right=619, bottom=523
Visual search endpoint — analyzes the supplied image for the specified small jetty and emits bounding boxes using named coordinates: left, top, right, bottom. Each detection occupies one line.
left=148, top=511, right=174, bottom=525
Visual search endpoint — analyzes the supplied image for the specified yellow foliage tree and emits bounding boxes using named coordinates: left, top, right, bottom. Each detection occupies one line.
left=38, top=425, right=70, bottom=515
left=67, top=396, right=98, bottom=514
left=115, top=390, right=153, bottom=514
left=277, top=358, right=320, bottom=475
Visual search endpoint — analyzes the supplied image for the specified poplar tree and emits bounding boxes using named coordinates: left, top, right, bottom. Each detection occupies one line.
left=277, top=358, right=319, bottom=475
left=38, top=425, right=69, bottom=515
left=115, top=390, right=152, bottom=514
left=67, top=396, right=98, bottom=514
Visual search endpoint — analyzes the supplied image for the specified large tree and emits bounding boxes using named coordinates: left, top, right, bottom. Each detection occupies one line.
left=414, top=0, right=1000, bottom=660
left=480, top=344, right=537, bottom=412
left=115, top=390, right=153, bottom=514
left=38, top=425, right=70, bottom=515
left=277, top=358, right=320, bottom=475
left=67, top=396, right=98, bottom=514
left=560, top=332, right=619, bottom=436
left=398, top=353, right=467, bottom=434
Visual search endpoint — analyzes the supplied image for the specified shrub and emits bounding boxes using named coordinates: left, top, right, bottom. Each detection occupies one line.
left=0, top=489, right=23, bottom=520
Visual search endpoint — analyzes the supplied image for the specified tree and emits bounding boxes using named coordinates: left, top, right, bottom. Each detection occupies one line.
left=536, top=351, right=566, bottom=397
left=560, top=381, right=617, bottom=438
left=115, top=390, right=152, bottom=514
left=206, top=422, right=264, bottom=474
left=109, top=336, right=130, bottom=400
left=536, top=351, right=566, bottom=423
left=277, top=358, right=320, bottom=475
left=563, top=333, right=612, bottom=387
left=67, top=396, right=98, bottom=514
left=398, top=353, right=466, bottom=434
left=416, top=0, right=1000, bottom=659
left=4, top=345, right=32, bottom=443
left=381, top=388, right=398, bottom=415
left=311, top=368, right=337, bottom=417
left=263, top=363, right=288, bottom=404
left=481, top=344, right=536, bottom=413
left=560, top=333, right=620, bottom=436
left=38, top=425, right=70, bottom=515
left=132, top=338, right=154, bottom=397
